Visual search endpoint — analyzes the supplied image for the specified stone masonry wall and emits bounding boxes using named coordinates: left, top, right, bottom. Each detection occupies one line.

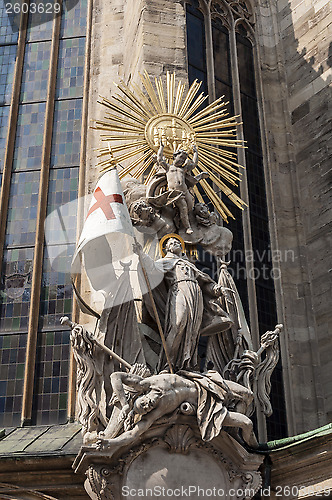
left=255, top=0, right=331, bottom=433
left=280, top=0, right=332, bottom=424
left=276, top=0, right=332, bottom=428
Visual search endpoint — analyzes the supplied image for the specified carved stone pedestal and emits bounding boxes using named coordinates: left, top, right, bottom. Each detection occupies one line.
left=73, top=418, right=263, bottom=500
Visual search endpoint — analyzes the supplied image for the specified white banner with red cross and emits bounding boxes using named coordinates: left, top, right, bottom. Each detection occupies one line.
left=71, top=168, right=136, bottom=295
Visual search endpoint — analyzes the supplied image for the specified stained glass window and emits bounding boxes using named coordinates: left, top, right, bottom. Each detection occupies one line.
left=12, top=102, right=46, bottom=171
left=40, top=244, right=75, bottom=329
left=0, top=248, right=33, bottom=333
left=26, top=11, right=54, bottom=42
left=56, top=38, right=85, bottom=99
left=0, top=0, right=87, bottom=428
left=60, top=0, right=87, bottom=38
left=51, top=99, right=82, bottom=167
left=0, top=334, right=27, bottom=427
left=0, top=0, right=20, bottom=44
left=0, top=44, right=17, bottom=106
left=5, top=170, right=40, bottom=246
left=212, top=19, right=232, bottom=110
left=20, top=41, right=52, bottom=103
left=0, top=106, right=9, bottom=163
left=31, top=330, right=70, bottom=425
left=186, top=6, right=208, bottom=95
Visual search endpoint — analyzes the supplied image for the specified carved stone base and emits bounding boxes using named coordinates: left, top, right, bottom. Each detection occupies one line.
left=73, top=418, right=263, bottom=500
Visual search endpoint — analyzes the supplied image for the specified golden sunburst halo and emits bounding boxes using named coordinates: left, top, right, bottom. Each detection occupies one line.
left=94, top=71, right=247, bottom=221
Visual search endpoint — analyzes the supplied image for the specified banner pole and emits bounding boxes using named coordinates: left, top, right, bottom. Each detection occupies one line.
left=135, top=239, right=174, bottom=374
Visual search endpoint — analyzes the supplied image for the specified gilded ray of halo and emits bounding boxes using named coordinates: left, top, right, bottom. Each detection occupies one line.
left=94, top=71, right=247, bottom=221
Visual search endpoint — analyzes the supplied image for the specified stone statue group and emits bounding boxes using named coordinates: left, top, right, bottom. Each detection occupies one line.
left=64, top=142, right=282, bottom=457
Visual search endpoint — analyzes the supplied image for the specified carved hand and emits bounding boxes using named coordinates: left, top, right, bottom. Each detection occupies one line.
left=213, top=284, right=227, bottom=297
left=132, top=241, right=143, bottom=255
left=124, top=410, right=135, bottom=431
left=118, top=403, right=130, bottom=423
left=195, top=171, right=209, bottom=182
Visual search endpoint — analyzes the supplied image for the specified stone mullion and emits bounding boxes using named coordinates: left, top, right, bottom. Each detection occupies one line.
left=21, top=2, right=63, bottom=426
left=0, top=8, right=28, bottom=272
left=204, top=7, right=216, bottom=103
left=250, top=24, right=293, bottom=438
left=68, top=0, right=94, bottom=422
left=229, top=16, right=267, bottom=442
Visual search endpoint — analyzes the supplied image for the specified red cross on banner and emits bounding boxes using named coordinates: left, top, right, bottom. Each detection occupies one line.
left=86, top=187, right=123, bottom=220
left=72, top=169, right=136, bottom=295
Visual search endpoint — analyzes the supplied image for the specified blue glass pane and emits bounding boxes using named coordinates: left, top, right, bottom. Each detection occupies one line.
left=26, top=8, right=54, bottom=42
left=45, top=167, right=79, bottom=245
left=241, top=94, right=261, bottom=155
left=51, top=98, right=82, bottom=167
left=215, top=79, right=232, bottom=112
left=39, top=243, right=75, bottom=329
left=0, top=106, right=9, bottom=164
left=0, top=0, right=20, bottom=44
left=0, top=248, right=33, bottom=332
left=186, top=10, right=206, bottom=72
left=32, top=330, right=70, bottom=425
left=237, top=33, right=256, bottom=99
left=0, top=334, right=27, bottom=427
left=61, top=0, right=87, bottom=38
left=188, top=65, right=208, bottom=95
left=246, top=151, right=267, bottom=219
left=56, top=37, right=85, bottom=99
left=20, top=41, right=51, bottom=103
left=0, top=44, right=17, bottom=105
left=212, top=21, right=231, bottom=85
left=5, top=170, right=40, bottom=246
left=12, top=102, right=46, bottom=170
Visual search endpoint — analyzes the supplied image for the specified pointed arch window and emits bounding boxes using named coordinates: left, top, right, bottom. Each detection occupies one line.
left=185, top=0, right=287, bottom=441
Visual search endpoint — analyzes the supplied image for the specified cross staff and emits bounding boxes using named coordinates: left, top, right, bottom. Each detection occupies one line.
left=60, top=316, right=132, bottom=370
left=133, top=238, right=174, bottom=374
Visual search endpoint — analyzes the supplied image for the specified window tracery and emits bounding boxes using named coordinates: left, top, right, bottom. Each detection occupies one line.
left=185, top=0, right=288, bottom=441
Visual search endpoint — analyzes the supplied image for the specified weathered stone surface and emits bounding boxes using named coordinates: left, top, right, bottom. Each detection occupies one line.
left=74, top=422, right=263, bottom=500
left=255, top=0, right=331, bottom=434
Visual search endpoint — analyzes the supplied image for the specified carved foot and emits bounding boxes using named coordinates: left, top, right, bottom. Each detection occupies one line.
left=95, top=437, right=108, bottom=451
left=95, top=436, right=123, bottom=453
left=83, top=431, right=99, bottom=445
left=243, top=430, right=259, bottom=449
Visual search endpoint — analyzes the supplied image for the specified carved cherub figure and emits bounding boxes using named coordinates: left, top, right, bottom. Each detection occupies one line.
left=194, top=202, right=219, bottom=227
left=129, top=199, right=176, bottom=237
left=153, top=141, right=209, bottom=234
